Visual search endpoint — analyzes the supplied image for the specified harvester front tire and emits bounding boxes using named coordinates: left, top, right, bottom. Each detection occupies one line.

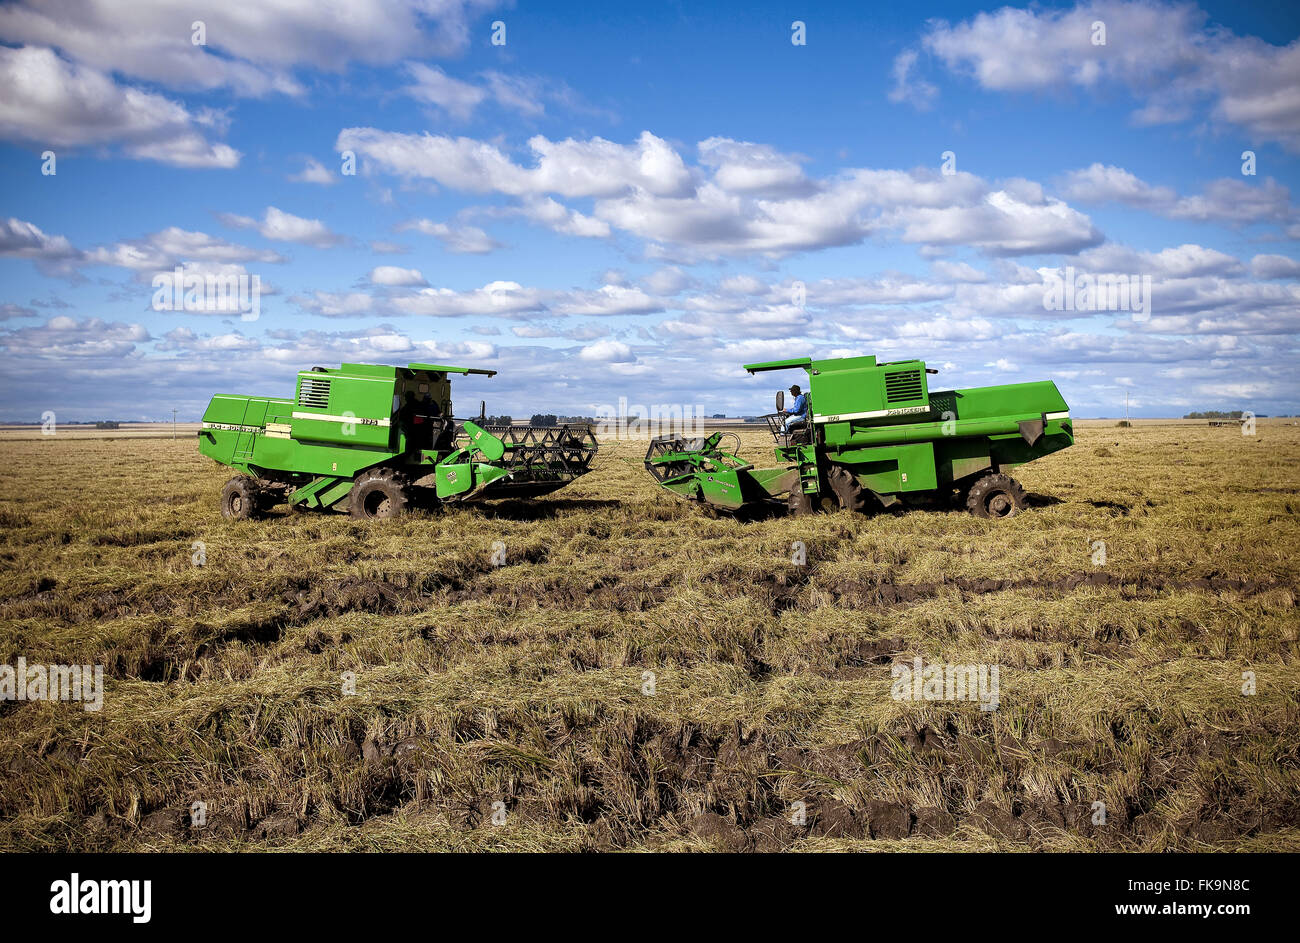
left=965, top=474, right=1026, bottom=519
left=787, top=488, right=815, bottom=516
left=828, top=465, right=871, bottom=513
left=349, top=469, right=411, bottom=520
left=220, top=477, right=263, bottom=521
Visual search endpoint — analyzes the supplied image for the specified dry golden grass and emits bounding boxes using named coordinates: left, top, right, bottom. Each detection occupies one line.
left=0, top=420, right=1297, bottom=851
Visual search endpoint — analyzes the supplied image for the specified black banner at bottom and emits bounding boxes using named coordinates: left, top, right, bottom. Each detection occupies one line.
left=0, top=852, right=1277, bottom=931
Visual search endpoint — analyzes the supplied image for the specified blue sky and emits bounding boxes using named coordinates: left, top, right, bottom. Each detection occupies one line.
left=1, top=0, right=1298, bottom=420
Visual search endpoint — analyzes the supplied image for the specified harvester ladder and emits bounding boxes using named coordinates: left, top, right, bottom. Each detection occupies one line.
left=232, top=399, right=257, bottom=460
left=796, top=449, right=820, bottom=495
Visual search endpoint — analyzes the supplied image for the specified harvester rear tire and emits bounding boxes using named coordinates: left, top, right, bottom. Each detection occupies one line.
left=965, top=474, right=1026, bottom=519
left=828, top=465, right=871, bottom=513
left=349, top=469, right=411, bottom=520
left=220, top=477, right=263, bottom=521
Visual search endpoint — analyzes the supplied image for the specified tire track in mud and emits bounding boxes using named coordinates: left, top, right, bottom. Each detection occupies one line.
left=3, top=565, right=1293, bottom=684
left=24, top=712, right=1296, bottom=851
left=807, top=571, right=1294, bottom=609
left=289, top=568, right=1293, bottom=619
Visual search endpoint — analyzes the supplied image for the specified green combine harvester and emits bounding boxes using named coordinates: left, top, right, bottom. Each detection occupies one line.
left=198, top=362, right=597, bottom=519
left=645, top=354, right=1073, bottom=517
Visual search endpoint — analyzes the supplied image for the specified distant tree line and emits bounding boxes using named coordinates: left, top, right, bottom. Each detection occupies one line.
left=1184, top=410, right=1268, bottom=419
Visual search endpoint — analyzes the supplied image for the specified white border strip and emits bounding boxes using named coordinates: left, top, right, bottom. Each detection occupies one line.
left=202, top=421, right=261, bottom=433
left=291, top=411, right=390, bottom=427
left=813, top=405, right=929, bottom=425
left=1044, top=411, right=1070, bottom=420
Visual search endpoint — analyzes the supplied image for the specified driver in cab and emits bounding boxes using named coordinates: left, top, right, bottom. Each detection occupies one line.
left=399, top=387, right=441, bottom=450
left=782, top=383, right=808, bottom=434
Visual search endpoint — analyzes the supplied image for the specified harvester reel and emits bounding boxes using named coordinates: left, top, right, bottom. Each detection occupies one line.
left=220, top=476, right=264, bottom=521
left=965, top=473, right=1026, bottom=519
left=349, top=468, right=412, bottom=520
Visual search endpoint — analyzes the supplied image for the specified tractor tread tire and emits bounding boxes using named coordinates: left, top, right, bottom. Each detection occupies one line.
left=787, top=487, right=815, bottom=516
left=965, top=473, right=1026, bottom=519
left=350, top=468, right=412, bottom=520
left=828, top=465, right=871, bottom=514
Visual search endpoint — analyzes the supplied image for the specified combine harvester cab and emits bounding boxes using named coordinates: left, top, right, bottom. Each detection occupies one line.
left=645, top=354, right=1073, bottom=518
left=198, top=362, right=597, bottom=519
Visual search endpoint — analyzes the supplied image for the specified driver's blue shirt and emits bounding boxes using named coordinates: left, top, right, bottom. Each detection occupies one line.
left=788, top=392, right=808, bottom=418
